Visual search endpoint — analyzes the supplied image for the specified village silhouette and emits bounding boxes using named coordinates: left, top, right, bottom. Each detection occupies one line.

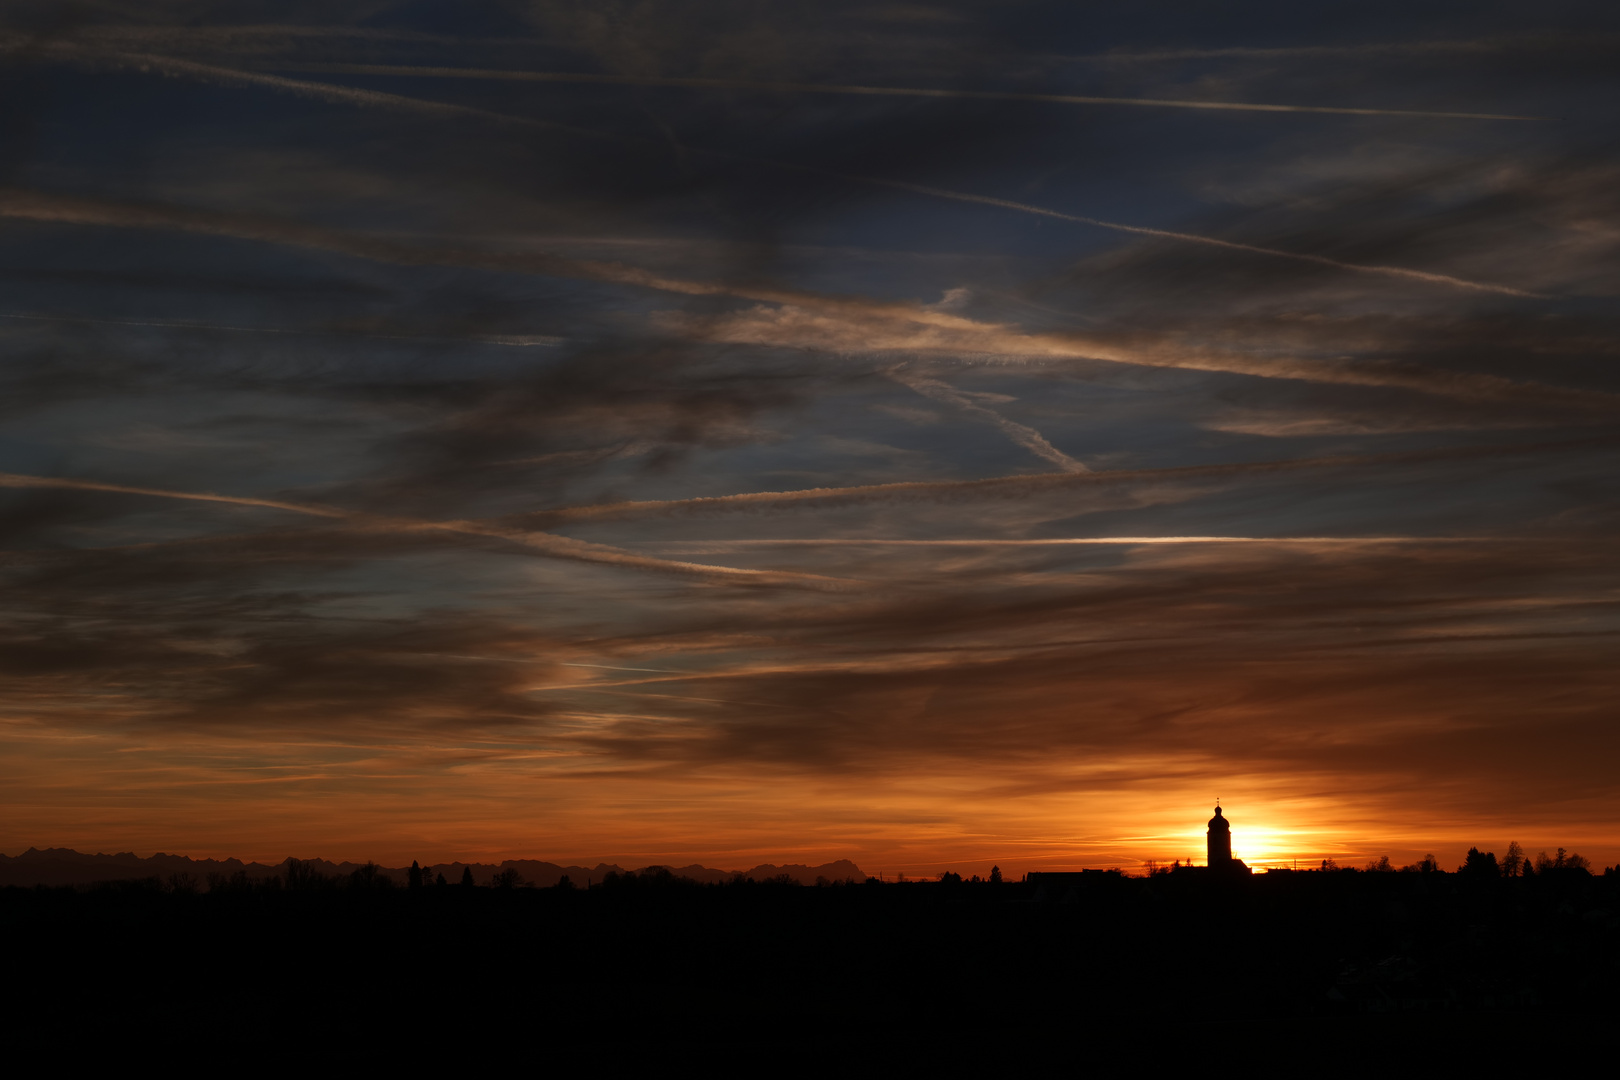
left=5, top=803, right=1616, bottom=1054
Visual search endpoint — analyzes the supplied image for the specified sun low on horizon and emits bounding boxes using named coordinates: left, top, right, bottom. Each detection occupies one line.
left=2, top=2, right=1618, bottom=880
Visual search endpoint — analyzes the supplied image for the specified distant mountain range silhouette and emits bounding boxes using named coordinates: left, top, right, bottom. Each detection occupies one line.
left=0, top=847, right=866, bottom=888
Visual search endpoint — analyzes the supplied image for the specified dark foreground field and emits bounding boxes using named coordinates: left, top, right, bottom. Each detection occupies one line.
left=6, top=868, right=1616, bottom=1060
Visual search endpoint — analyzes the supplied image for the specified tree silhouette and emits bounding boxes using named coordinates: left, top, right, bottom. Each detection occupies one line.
left=460, top=866, right=475, bottom=888
left=989, top=865, right=1002, bottom=885
left=1501, top=841, right=1526, bottom=877
left=408, top=860, right=424, bottom=889
left=1461, top=847, right=1499, bottom=877
left=492, top=867, right=525, bottom=890
left=1535, top=848, right=1592, bottom=874
left=284, top=858, right=330, bottom=890
left=435, top=872, right=447, bottom=887
left=348, top=862, right=392, bottom=889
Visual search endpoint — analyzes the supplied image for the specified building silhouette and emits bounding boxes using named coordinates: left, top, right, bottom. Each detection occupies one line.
left=1029, top=804, right=1251, bottom=897
left=1208, top=805, right=1232, bottom=866
left=1206, top=803, right=1250, bottom=876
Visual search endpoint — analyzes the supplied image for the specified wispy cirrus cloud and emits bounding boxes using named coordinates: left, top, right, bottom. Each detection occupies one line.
left=15, top=186, right=1606, bottom=410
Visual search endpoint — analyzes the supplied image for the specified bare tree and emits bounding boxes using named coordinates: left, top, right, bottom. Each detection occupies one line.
left=348, top=862, right=392, bottom=889
left=1535, top=847, right=1591, bottom=873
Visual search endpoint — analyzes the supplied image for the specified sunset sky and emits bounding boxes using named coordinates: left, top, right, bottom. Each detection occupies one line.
left=3, top=2, right=1618, bottom=877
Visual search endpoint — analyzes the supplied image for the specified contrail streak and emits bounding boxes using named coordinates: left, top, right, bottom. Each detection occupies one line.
left=413, top=518, right=853, bottom=589
left=0, top=188, right=986, bottom=334
left=4, top=187, right=1597, bottom=407
left=887, top=369, right=1088, bottom=472
left=857, top=179, right=1545, bottom=298
left=61, top=26, right=1523, bottom=67
left=1062, top=39, right=1517, bottom=64
left=666, top=304, right=1613, bottom=409
left=0, top=311, right=561, bottom=346
left=0, top=472, right=850, bottom=590
left=15, top=45, right=575, bottom=134
left=515, top=435, right=1620, bottom=526
left=15, top=49, right=1538, bottom=299
left=268, top=62, right=1548, bottom=121
left=647, top=536, right=1504, bottom=547
left=0, top=472, right=351, bottom=518
left=536, top=654, right=998, bottom=692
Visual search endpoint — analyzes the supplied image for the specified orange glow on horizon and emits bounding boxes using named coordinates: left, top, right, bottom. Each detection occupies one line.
left=5, top=713, right=1614, bottom=876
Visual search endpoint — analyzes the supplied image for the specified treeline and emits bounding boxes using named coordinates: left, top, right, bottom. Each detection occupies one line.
left=137, top=859, right=876, bottom=894
left=595, top=867, right=862, bottom=889
left=9, top=839, right=1616, bottom=1051
left=23, top=850, right=1618, bottom=894
left=1311, top=843, right=1603, bottom=877
left=163, top=858, right=408, bottom=894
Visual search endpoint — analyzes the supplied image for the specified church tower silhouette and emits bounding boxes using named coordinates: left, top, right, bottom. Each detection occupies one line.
left=1207, top=804, right=1232, bottom=868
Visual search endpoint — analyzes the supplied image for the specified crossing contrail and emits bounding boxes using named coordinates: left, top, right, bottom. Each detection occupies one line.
left=3, top=187, right=1593, bottom=406
left=887, top=369, right=1088, bottom=472
left=14, top=47, right=1543, bottom=300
